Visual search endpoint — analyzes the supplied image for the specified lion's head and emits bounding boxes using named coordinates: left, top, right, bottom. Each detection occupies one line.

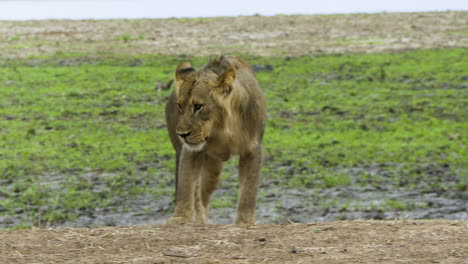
left=173, top=59, right=237, bottom=152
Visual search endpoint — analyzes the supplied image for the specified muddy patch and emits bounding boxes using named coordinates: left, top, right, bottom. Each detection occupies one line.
left=41, top=185, right=468, bottom=226
left=1, top=162, right=465, bottom=228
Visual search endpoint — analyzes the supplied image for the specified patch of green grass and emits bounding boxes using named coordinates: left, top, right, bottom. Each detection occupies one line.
left=9, top=34, right=21, bottom=41
left=385, top=199, right=407, bottom=210
left=211, top=198, right=234, bottom=209
left=450, top=29, right=468, bottom=35
left=383, top=199, right=429, bottom=211
left=0, top=48, right=467, bottom=227
left=322, top=173, right=352, bottom=188
left=114, top=34, right=133, bottom=43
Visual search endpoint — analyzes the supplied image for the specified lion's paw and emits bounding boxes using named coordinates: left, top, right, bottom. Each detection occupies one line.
left=165, top=216, right=191, bottom=225
left=235, top=216, right=255, bottom=226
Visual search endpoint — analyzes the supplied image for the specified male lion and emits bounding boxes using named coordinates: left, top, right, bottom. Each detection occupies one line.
left=165, top=55, right=266, bottom=225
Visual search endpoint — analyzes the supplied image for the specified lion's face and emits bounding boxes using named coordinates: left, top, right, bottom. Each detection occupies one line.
left=175, top=81, right=218, bottom=151
left=174, top=63, right=235, bottom=152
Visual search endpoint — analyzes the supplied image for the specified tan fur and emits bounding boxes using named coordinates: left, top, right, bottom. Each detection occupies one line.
left=165, top=55, right=266, bottom=225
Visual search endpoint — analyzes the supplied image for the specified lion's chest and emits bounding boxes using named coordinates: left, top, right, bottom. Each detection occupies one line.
left=203, top=135, right=239, bottom=162
left=205, top=143, right=232, bottom=162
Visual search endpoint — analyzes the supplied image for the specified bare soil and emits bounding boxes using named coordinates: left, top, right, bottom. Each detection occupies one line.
left=0, top=11, right=467, bottom=58
left=1, top=220, right=466, bottom=264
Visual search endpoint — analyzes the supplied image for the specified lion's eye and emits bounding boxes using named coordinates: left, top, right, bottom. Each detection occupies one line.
left=193, top=104, right=203, bottom=112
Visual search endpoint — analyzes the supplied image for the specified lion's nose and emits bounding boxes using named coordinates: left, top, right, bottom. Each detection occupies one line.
left=177, top=131, right=191, bottom=139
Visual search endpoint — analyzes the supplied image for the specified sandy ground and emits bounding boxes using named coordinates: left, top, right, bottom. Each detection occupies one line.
left=0, top=11, right=467, bottom=58
left=1, top=220, right=466, bottom=264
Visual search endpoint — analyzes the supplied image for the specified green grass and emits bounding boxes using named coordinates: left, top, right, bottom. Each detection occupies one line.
left=0, top=48, right=467, bottom=227
left=451, top=29, right=468, bottom=35
left=114, top=34, right=133, bottom=42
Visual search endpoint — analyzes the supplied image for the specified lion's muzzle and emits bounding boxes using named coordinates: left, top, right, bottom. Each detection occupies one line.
left=177, top=131, right=191, bottom=140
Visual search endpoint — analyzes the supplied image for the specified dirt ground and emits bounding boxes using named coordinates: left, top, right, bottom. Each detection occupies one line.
left=0, top=11, right=467, bottom=58
left=1, top=220, right=466, bottom=264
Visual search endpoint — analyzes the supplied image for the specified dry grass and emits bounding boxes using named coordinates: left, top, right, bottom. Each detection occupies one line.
left=0, top=11, right=467, bottom=58
left=1, top=220, right=466, bottom=263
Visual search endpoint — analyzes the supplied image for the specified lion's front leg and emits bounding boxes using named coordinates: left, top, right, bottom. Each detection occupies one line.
left=193, top=178, right=207, bottom=224
left=167, top=147, right=204, bottom=225
left=235, top=146, right=262, bottom=225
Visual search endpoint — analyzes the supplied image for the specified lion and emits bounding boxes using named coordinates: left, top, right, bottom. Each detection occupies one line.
left=165, top=55, right=267, bottom=225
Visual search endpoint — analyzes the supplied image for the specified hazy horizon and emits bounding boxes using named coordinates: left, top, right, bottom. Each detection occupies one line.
left=0, top=0, right=466, bottom=20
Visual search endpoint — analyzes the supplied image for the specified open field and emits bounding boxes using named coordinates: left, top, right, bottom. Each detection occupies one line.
left=1, top=47, right=467, bottom=228
left=0, top=11, right=467, bottom=57
left=0, top=11, right=467, bottom=263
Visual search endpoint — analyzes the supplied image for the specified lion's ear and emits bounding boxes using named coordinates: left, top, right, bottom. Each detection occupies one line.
left=217, top=67, right=236, bottom=95
left=175, top=62, right=196, bottom=95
